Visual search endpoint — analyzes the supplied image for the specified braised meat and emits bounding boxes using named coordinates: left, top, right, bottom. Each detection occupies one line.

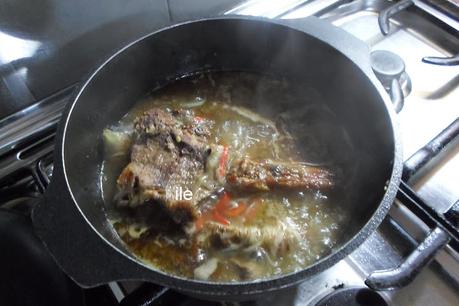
left=106, top=72, right=346, bottom=282
left=226, top=158, right=334, bottom=191
left=116, top=108, right=334, bottom=226
left=197, top=220, right=300, bottom=257
left=116, top=108, right=215, bottom=224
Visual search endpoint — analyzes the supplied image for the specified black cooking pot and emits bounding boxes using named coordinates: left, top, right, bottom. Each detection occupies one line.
left=32, top=16, right=402, bottom=300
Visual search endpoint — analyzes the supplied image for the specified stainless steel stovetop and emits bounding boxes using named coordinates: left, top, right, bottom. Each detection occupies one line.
left=225, top=1, right=459, bottom=305
left=0, top=1, right=458, bottom=305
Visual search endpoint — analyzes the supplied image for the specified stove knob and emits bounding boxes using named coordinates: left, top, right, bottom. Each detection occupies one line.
left=371, top=50, right=409, bottom=113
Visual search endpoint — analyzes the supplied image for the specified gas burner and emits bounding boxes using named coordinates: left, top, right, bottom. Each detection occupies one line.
left=315, top=287, right=388, bottom=306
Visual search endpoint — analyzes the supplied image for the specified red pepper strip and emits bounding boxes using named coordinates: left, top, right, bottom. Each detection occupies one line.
left=215, top=192, right=231, bottom=213
left=212, top=210, right=230, bottom=225
left=219, top=145, right=229, bottom=177
left=196, top=192, right=231, bottom=230
left=225, top=202, right=247, bottom=217
left=194, top=116, right=205, bottom=122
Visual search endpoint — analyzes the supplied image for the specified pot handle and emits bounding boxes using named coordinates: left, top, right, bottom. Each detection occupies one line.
left=365, top=226, right=450, bottom=290
left=32, top=175, right=147, bottom=288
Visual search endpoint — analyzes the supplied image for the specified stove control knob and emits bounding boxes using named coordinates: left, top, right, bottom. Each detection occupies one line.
left=371, top=50, right=410, bottom=113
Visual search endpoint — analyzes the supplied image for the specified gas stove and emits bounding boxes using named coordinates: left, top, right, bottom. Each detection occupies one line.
left=0, top=1, right=458, bottom=305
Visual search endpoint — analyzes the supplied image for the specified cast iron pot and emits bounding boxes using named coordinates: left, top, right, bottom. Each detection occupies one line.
left=32, top=16, right=402, bottom=300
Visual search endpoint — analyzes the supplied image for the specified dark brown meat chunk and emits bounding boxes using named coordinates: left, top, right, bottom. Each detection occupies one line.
left=226, top=158, right=334, bottom=191
left=116, top=108, right=334, bottom=226
left=116, top=108, right=215, bottom=224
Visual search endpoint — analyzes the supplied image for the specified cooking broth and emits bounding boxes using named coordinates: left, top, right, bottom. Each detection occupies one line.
left=100, top=71, right=351, bottom=282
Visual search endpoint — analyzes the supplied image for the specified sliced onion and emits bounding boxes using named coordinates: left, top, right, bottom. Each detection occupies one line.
left=103, top=128, right=132, bottom=158
left=224, top=105, right=279, bottom=133
left=127, top=224, right=148, bottom=239
left=194, top=258, right=218, bottom=280
left=181, top=97, right=206, bottom=108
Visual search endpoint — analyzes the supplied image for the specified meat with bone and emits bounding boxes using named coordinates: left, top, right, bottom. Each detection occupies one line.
left=116, top=108, right=216, bottom=224
left=196, top=220, right=300, bottom=257
left=116, top=107, right=334, bottom=227
left=226, top=158, right=334, bottom=191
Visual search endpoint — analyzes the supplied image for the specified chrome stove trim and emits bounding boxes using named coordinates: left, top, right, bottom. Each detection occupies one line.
left=0, top=85, right=75, bottom=157
left=225, top=0, right=310, bottom=18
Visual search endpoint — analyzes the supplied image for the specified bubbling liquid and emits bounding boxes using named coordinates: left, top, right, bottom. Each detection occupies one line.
left=100, top=72, right=351, bottom=281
